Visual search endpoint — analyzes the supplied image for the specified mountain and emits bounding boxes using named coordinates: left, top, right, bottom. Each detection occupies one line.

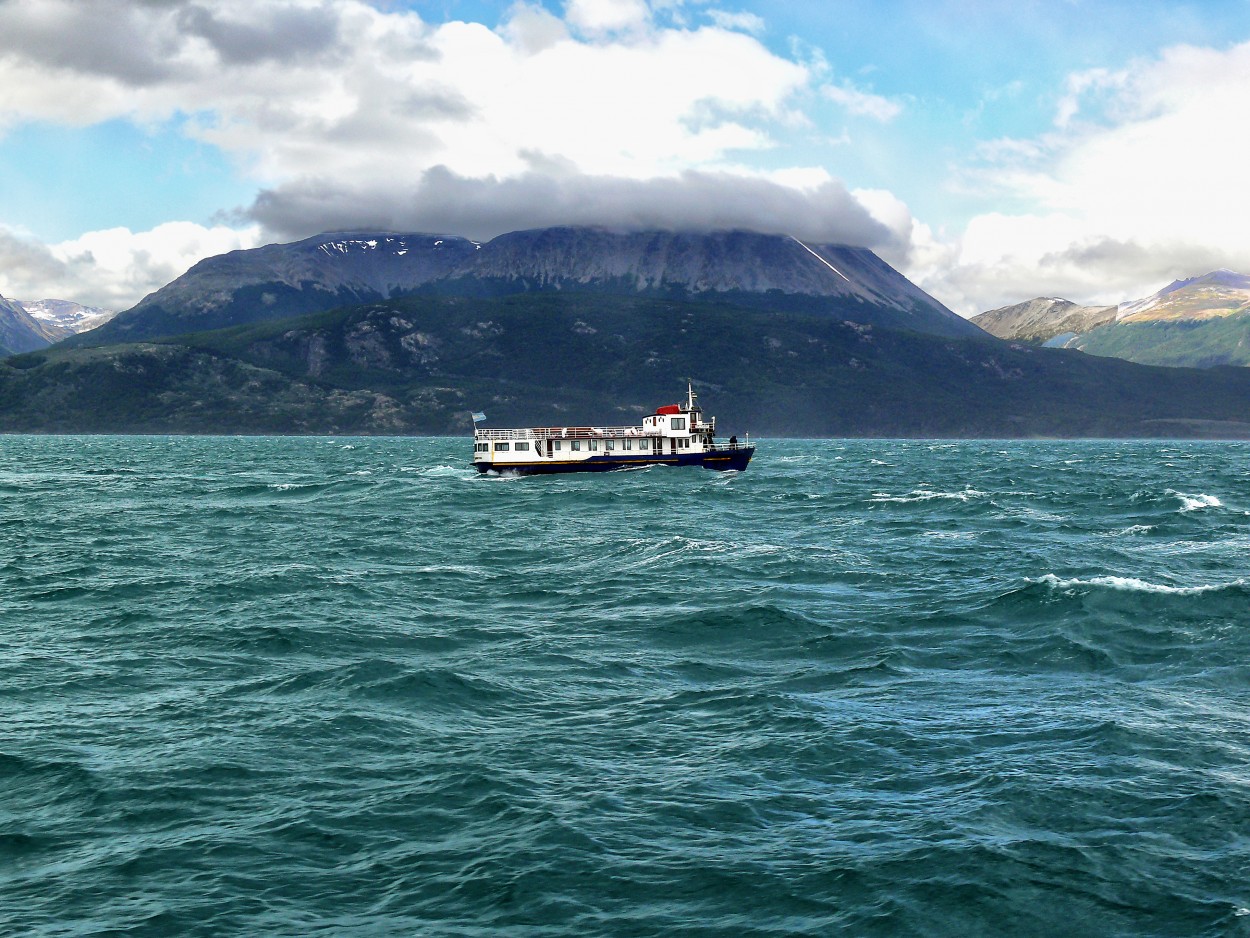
left=971, top=298, right=1116, bottom=345
left=75, top=227, right=982, bottom=347
left=0, top=293, right=50, bottom=356
left=1069, top=270, right=1250, bottom=367
left=18, top=299, right=116, bottom=341
left=0, top=294, right=117, bottom=356
left=79, top=232, right=481, bottom=346
left=1116, top=269, right=1250, bottom=322
left=6, top=292, right=1250, bottom=438
left=18, top=234, right=1250, bottom=438
left=1071, top=311, right=1250, bottom=368
left=979, top=271, right=1250, bottom=368
left=438, top=228, right=974, bottom=337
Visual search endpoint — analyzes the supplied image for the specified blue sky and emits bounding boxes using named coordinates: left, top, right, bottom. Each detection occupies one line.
left=0, top=119, right=251, bottom=238
left=2, top=0, right=1249, bottom=314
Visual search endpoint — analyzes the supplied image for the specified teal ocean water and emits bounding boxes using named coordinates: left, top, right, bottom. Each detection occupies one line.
left=3, top=436, right=1249, bottom=936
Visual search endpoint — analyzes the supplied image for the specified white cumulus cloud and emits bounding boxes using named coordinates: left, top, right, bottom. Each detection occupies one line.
left=0, top=0, right=812, bottom=185
left=706, top=9, right=766, bottom=35
left=564, top=0, right=651, bottom=35
left=922, top=40, right=1250, bottom=314
left=823, top=84, right=903, bottom=123
left=0, top=223, right=260, bottom=311
left=0, top=0, right=914, bottom=309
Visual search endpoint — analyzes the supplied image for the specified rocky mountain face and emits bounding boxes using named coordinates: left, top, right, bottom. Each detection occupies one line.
left=971, top=298, right=1116, bottom=345
left=76, top=227, right=981, bottom=347
left=83, top=232, right=480, bottom=346
left=441, top=228, right=974, bottom=335
left=0, top=294, right=51, bottom=356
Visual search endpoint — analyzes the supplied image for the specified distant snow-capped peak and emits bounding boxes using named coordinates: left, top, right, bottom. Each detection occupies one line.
left=18, top=299, right=116, bottom=337
left=1116, top=268, right=1250, bottom=322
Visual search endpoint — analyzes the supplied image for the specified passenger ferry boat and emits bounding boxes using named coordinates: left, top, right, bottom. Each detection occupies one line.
left=472, top=385, right=754, bottom=474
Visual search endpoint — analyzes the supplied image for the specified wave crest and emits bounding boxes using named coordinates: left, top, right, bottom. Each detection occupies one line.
left=1032, top=573, right=1245, bottom=596
left=1167, top=489, right=1224, bottom=512
left=870, top=487, right=987, bottom=504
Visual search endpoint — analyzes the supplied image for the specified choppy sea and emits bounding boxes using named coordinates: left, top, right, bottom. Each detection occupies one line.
left=3, top=435, right=1249, bottom=936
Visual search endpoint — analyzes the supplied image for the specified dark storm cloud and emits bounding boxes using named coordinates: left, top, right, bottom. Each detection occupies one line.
left=0, top=0, right=182, bottom=85
left=0, top=0, right=404, bottom=85
left=398, top=89, right=477, bottom=122
left=0, top=230, right=68, bottom=285
left=245, top=167, right=894, bottom=247
left=1040, top=237, right=1238, bottom=286
left=176, top=4, right=340, bottom=66
left=1043, top=237, right=1154, bottom=270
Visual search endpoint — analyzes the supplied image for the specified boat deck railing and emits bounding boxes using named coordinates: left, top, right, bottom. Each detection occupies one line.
left=476, top=426, right=744, bottom=446
left=476, top=425, right=708, bottom=441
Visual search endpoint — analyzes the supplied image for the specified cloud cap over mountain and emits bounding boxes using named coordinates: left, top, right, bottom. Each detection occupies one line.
left=245, top=168, right=894, bottom=249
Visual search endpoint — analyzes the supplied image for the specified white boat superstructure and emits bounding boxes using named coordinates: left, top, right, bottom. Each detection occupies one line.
left=472, top=384, right=753, bottom=474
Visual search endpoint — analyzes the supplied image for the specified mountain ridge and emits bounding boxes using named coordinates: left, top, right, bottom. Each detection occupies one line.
left=20, top=298, right=115, bottom=340
left=1117, top=269, right=1250, bottom=323
left=0, top=294, right=116, bottom=355
left=0, top=293, right=47, bottom=356
left=972, top=298, right=1117, bottom=345
left=75, top=227, right=982, bottom=347
left=975, top=270, right=1250, bottom=367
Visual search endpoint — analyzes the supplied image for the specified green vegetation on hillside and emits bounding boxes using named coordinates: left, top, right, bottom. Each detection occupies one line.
left=5, top=293, right=1250, bottom=437
left=1075, top=312, right=1250, bottom=368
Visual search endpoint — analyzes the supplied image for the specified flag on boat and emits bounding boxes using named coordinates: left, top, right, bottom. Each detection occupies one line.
left=471, top=411, right=487, bottom=423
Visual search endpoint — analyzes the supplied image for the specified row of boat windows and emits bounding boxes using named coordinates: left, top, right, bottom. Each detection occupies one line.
left=483, top=437, right=666, bottom=453
left=477, top=438, right=702, bottom=455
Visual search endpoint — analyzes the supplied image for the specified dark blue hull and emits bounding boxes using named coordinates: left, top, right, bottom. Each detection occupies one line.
left=475, top=446, right=754, bottom=475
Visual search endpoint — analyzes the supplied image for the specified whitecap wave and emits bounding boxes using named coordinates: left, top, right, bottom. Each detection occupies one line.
left=870, top=488, right=987, bottom=503
left=1033, top=573, right=1244, bottom=595
left=1167, top=490, right=1223, bottom=512
left=415, top=465, right=467, bottom=477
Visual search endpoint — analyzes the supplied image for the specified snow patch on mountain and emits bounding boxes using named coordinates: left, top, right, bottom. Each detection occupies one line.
left=1117, top=269, right=1250, bottom=323
left=20, top=299, right=117, bottom=337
